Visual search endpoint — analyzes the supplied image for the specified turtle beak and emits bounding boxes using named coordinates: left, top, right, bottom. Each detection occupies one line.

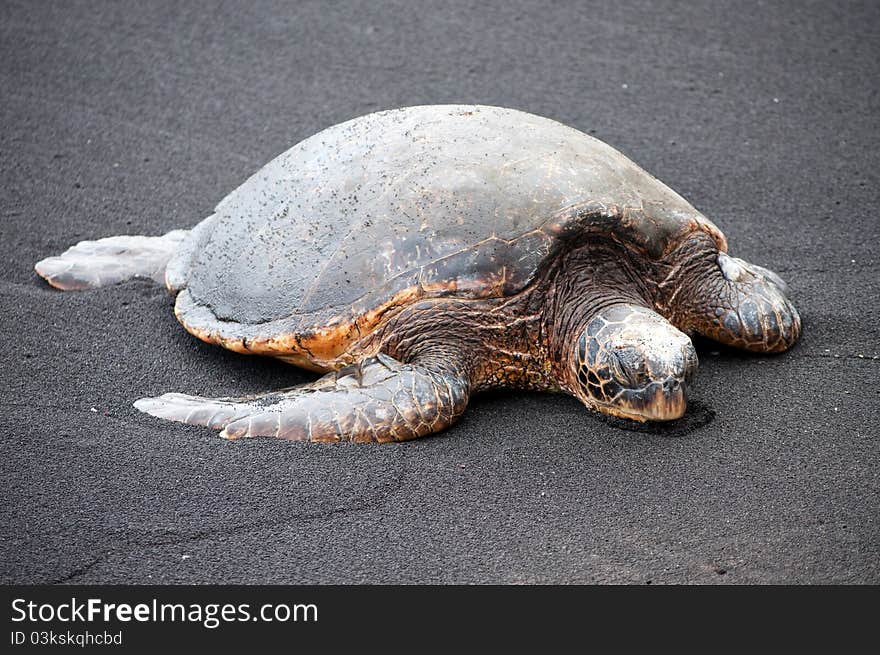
left=607, top=378, right=688, bottom=422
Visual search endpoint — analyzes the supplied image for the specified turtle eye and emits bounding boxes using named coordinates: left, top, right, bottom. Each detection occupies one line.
left=611, top=348, right=648, bottom=387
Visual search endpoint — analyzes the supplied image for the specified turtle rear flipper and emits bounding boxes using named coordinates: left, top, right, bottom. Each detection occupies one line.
left=35, top=230, right=189, bottom=291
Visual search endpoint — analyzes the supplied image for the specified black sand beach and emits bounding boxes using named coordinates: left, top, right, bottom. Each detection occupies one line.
left=1, top=0, right=877, bottom=583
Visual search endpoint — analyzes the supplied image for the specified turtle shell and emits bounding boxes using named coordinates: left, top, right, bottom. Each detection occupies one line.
left=174, top=105, right=726, bottom=369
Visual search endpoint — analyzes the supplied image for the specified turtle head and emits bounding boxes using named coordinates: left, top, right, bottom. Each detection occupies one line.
left=572, top=305, right=698, bottom=422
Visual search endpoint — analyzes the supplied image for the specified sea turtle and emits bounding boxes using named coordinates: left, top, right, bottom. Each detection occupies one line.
left=35, top=105, right=801, bottom=442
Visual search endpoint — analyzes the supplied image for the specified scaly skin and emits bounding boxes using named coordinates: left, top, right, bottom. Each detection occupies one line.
left=660, top=233, right=801, bottom=353
left=135, top=354, right=469, bottom=442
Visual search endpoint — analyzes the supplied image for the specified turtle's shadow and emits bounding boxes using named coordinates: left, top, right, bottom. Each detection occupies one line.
left=592, top=400, right=716, bottom=438
left=690, top=334, right=791, bottom=361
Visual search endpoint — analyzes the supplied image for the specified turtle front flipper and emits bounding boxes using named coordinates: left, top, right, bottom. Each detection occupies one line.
left=134, top=353, right=470, bottom=442
left=35, top=230, right=189, bottom=291
left=670, top=235, right=801, bottom=353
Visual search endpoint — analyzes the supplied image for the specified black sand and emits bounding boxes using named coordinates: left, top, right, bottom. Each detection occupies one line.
left=1, top=0, right=877, bottom=583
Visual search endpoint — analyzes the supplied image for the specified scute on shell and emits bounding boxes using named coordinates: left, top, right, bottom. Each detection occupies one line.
left=171, top=105, right=726, bottom=369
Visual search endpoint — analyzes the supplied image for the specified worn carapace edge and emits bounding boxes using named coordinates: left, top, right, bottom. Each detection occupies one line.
left=34, top=105, right=801, bottom=442
left=174, top=199, right=728, bottom=371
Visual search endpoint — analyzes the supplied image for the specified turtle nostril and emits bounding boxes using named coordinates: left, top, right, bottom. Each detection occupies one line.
left=662, top=378, right=680, bottom=393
